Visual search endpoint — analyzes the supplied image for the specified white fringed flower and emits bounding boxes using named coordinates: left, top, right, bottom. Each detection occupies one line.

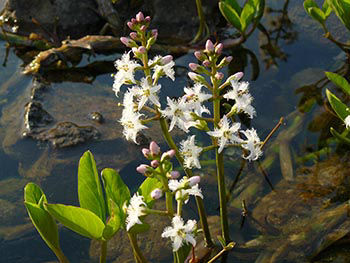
left=207, top=115, right=241, bottom=153
left=168, top=177, right=203, bottom=203
left=184, top=83, right=212, bottom=116
left=180, top=135, right=202, bottom=169
left=133, top=78, right=161, bottom=111
left=113, top=52, right=140, bottom=96
left=241, top=128, right=262, bottom=161
left=120, top=109, right=147, bottom=144
left=153, top=59, right=175, bottom=81
left=161, top=215, right=197, bottom=251
left=345, top=115, right=350, bottom=129
left=125, top=194, right=147, bottom=231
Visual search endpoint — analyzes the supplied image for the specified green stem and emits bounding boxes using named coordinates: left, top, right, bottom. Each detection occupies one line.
left=191, top=0, right=209, bottom=44
left=128, top=233, right=149, bottom=263
left=159, top=165, right=174, bottom=216
left=159, top=117, right=214, bottom=248
left=52, top=248, right=70, bottom=263
left=177, top=200, right=183, bottom=216
left=99, top=241, right=107, bottom=263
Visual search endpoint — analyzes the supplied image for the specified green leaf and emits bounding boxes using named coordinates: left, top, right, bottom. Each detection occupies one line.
left=138, top=177, right=163, bottom=206
left=128, top=221, right=150, bottom=234
left=219, top=1, right=242, bottom=32
left=322, top=0, right=333, bottom=17
left=45, top=203, right=105, bottom=240
left=304, top=0, right=319, bottom=11
left=325, top=71, right=350, bottom=96
left=24, top=183, right=61, bottom=253
left=329, top=0, right=350, bottom=30
left=240, top=1, right=255, bottom=32
left=330, top=127, right=350, bottom=145
left=102, top=199, right=121, bottom=240
left=78, top=151, right=106, bottom=222
left=326, top=89, right=350, bottom=121
left=308, top=7, right=326, bottom=24
left=101, top=168, right=130, bottom=217
left=223, top=0, right=242, bottom=14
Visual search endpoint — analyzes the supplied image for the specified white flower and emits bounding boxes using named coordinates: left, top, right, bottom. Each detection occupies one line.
left=184, top=83, right=212, bottom=116
left=125, top=194, right=147, bottom=231
left=113, top=52, right=140, bottom=96
left=345, top=115, right=350, bottom=129
left=241, top=128, right=262, bottom=161
left=161, top=97, right=194, bottom=132
left=223, top=80, right=256, bottom=118
left=151, top=56, right=175, bottom=81
left=133, top=78, right=161, bottom=111
left=120, top=109, right=147, bottom=144
left=180, top=135, right=202, bottom=169
left=168, top=177, right=203, bottom=203
left=207, top=115, right=241, bottom=153
left=161, top=215, right=197, bottom=251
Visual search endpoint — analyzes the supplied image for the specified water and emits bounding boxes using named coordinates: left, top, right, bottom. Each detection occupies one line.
left=0, top=1, right=349, bottom=262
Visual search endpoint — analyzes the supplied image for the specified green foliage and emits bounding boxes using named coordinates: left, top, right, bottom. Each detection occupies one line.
left=78, top=151, right=106, bottom=222
left=219, top=0, right=264, bottom=33
left=24, top=183, right=61, bottom=254
left=328, top=0, right=350, bottom=30
left=330, top=127, right=350, bottom=145
left=326, top=71, right=350, bottom=96
left=138, top=177, right=163, bottom=206
left=304, top=0, right=328, bottom=25
left=45, top=203, right=106, bottom=240
left=326, top=89, right=349, bottom=121
left=102, top=199, right=122, bottom=240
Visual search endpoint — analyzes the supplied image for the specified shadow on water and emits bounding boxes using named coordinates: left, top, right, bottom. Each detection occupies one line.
left=0, top=0, right=350, bottom=262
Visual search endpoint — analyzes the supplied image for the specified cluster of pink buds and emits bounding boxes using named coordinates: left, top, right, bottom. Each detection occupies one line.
left=188, top=40, right=233, bottom=83
left=120, top=11, right=158, bottom=51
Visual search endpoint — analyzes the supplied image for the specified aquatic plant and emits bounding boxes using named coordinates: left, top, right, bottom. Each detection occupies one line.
left=24, top=12, right=279, bottom=263
left=304, top=0, right=350, bottom=54
left=326, top=71, right=350, bottom=144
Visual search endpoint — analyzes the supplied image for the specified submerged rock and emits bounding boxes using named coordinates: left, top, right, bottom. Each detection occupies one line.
left=22, top=101, right=53, bottom=135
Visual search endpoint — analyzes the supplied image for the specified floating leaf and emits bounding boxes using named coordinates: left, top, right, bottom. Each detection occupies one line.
left=45, top=203, right=105, bottom=240
left=101, top=168, right=130, bottom=217
left=330, top=127, right=350, bottom=145
left=138, top=177, right=163, bottom=206
left=78, top=151, right=106, bottom=222
left=24, top=183, right=61, bottom=253
left=219, top=1, right=242, bottom=32
left=325, top=71, right=350, bottom=96
left=326, top=89, right=350, bottom=121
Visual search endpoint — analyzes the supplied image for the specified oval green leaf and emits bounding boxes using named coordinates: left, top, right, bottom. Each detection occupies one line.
left=102, top=199, right=121, bottom=240
left=325, top=71, right=350, bottom=96
left=219, top=1, right=242, bottom=32
left=326, top=89, right=350, bottom=121
left=78, top=151, right=106, bottom=222
left=308, top=7, right=326, bottom=24
left=240, top=1, right=255, bottom=32
left=138, top=177, right=163, bottom=207
left=45, top=203, right=105, bottom=240
left=24, top=183, right=45, bottom=204
left=223, top=0, right=242, bottom=15
left=329, top=0, right=350, bottom=30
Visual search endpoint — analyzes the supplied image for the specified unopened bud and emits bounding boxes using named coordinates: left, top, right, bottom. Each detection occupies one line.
left=151, top=160, right=159, bottom=168
left=161, top=55, right=173, bottom=65
left=136, top=164, right=150, bottom=174
left=131, top=18, right=136, bottom=24
left=166, top=149, right=176, bottom=158
left=120, top=37, right=131, bottom=47
left=189, top=63, right=199, bottom=71
left=151, top=29, right=158, bottom=38
left=227, top=72, right=244, bottom=83
left=136, top=12, right=144, bottom=22
left=138, top=46, right=146, bottom=54
left=142, top=148, right=150, bottom=158
left=202, top=60, right=210, bottom=67
left=194, top=119, right=209, bottom=131
left=217, top=56, right=233, bottom=68
left=225, top=56, right=233, bottom=63
left=127, top=21, right=134, bottom=30
left=151, top=188, right=163, bottom=199
left=205, top=39, right=214, bottom=52
left=188, top=176, right=201, bottom=186
left=149, top=141, right=160, bottom=155
left=188, top=72, right=207, bottom=85
left=130, top=32, right=138, bottom=40
left=140, top=25, right=147, bottom=32
left=169, top=171, right=180, bottom=179
left=215, top=72, right=224, bottom=80
left=215, top=43, right=224, bottom=54
left=145, top=16, right=151, bottom=23
left=194, top=51, right=206, bottom=61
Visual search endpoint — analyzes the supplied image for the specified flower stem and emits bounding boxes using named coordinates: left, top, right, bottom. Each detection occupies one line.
left=99, top=241, right=107, bottom=263
left=52, top=248, right=69, bottom=263
left=128, top=233, right=149, bottom=263
left=159, top=117, right=214, bottom=248
left=177, top=200, right=183, bottom=216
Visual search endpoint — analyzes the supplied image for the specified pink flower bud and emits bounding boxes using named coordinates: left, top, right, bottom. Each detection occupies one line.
left=215, top=43, right=224, bottom=54
left=188, top=72, right=200, bottom=82
left=194, top=51, right=206, bottom=61
left=149, top=141, right=160, bottom=155
left=131, top=18, right=136, bottom=24
left=166, top=149, right=176, bottom=158
left=225, top=56, right=233, bottom=63
left=202, top=60, right=210, bottom=67
left=161, top=55, right=173, bottom=65
left=120, top=37, right=131, bottom=47
left=205, top=39, right=214, bottom=52
left=136, top=12, right=144, bottom=22
left=151, top=188, right=163, bottom=199
left=188, top=176, right=201, bottom=186
left=170, top=171, right=180, bottom=179
left=142, top=148, right=150, bottom=158
left=189, top=63, right=199, bottom=71
left=138, top=46, right=146, bottom=54
left=136, top=164, right=150, bottom=174
left=215, top=72, right=224, bottom=80
left=140, top=25, right=147, bottom=32
left=127, top=21, right=134, bottom=30
left=228, top=72, right=244, bottom=82
left=130, top=32, right=137, bottom=40
left=151, top=160, right=159, bottom=168
left=145, top=16, right=151, bottom=23
left=151, top=29, right=158, bottom=38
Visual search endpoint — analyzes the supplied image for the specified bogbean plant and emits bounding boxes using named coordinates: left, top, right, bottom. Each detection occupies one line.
left=24, top=12, right=269, bottom=263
